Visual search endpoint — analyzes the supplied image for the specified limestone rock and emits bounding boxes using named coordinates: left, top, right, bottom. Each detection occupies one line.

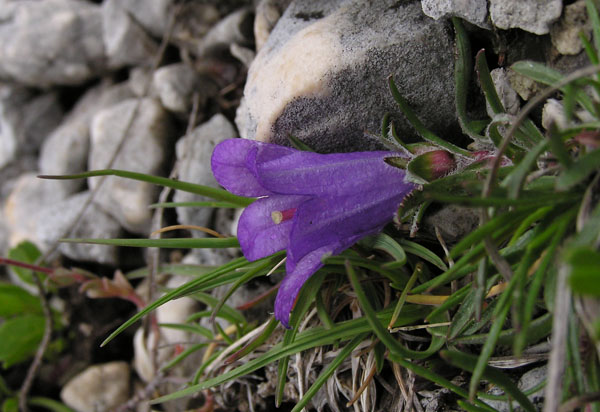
left=4, top=174, right=122, bottom=264
left=421, top=0, right=489, bottom=28
left=198, top=7, right=254, bottom=56
left=102, top=0, right=159, bottom=68
left=486, top=68, right=520, bottom=117
left=237, top=0, right=458, bottom=153
left=113, top=0, right=174, bottom=38
left=551, top=0, right=591, bottom=55
left=0, top=0, right=106, bottom=87
left=153, top=63, right=204, bottom=115
left=89, top=98, right=175, bottom=234
left=490, top=0, right=563, bottom=35
left=60, top=362, right=130, bottom=412
left=39, top=82, right=134, bottom=198
left=255, top=0, right=292, bottom=51
left=0, top=85, right=63, bottom=170
left=174, top=114, right=237, bottom=231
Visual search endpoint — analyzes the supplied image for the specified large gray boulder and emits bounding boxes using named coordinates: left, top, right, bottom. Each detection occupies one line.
left=0, top=0, right=106, bottom=87
left=237, top=0, right=459, bottom=153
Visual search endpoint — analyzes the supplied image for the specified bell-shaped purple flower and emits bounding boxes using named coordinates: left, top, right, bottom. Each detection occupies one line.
left=211, top=138, right=416, bottom=327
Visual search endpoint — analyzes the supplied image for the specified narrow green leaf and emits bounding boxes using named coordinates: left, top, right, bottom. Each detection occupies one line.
left=388, top=76, right=471, bottom=156
left=476, top=49, right=505, bottom=115
left=547, top=122, right=573, bottom=167
left=39, top=169, right=253, bottom=206
left=149, top=201, right=240, bottom=209
left=287, top=134, right=316, bottom=152
left=441, top=350, right=536, bottom=412
left=501, top=139, right=548, bottom=199
left=100, top=257, right=251, bottom=347
left=567, top=247, right=600, bottom=296
left=28, top=397, right=77, bottom=412
left=398, top=239, right=448, bottom=271
left=556, top=148, right=600, bottom=190
left=361, top=233, right=407, bottom=267
left=61, top=237, right=239, bottom=249
left=346, top=261, right=443, bottom=359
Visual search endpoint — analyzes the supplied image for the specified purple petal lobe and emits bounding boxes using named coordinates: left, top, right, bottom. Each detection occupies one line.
left=287, top=180, right=415, bottom=271
left=211, top=139, right=295, bottom=197
left=237, top=195, right=308, bottom=261
left=274, top=244, right=335, bottom=328
left=255, top=150, right=409, bottom=196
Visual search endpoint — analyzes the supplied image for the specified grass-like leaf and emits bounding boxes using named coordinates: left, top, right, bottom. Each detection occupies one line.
left=38, top=169, right=253, bottom=206
left=61, top=237, right=239, bottom=249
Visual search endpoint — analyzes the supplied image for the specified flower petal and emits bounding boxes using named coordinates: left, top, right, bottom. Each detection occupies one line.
left=211, top=139, right=295, bottom=197
left=287, top=181, right=415, bottom=271
left=274, top=242, right=345, bottom=328
left=255, top=150, right=408, bottom=196
left=237, top=194, right=308, bottom=261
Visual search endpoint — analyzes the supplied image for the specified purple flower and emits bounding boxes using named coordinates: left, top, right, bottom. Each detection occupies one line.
left=211, top=138, right=416, bottom=327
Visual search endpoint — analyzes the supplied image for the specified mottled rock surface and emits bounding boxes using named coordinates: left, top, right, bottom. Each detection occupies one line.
left=238, top=0, right=459, bottom=153
left=88, top=98, right=175, bottom=234
left=421, top=0, right=489, bottom=28
left=490, top=0, right=563, bottom=35
left=0, top=0, right=106, bottom=87
left=60, top=361, right=131, bottom=412
left=174, top=114, right=238, bottom=232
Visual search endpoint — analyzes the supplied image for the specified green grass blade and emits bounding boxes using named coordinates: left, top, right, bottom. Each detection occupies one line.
left=61, top=237, right=239, bottom=249
left=501, top=139, right=548, bottom=199
left=398, top=239, right=448, bottom=271
left=39, top=169, right=253, bottom=206
left=441, top=350, right=537, bottom=412
left=388, top=77, right=471, bottom=156
left=556, top=148, right=600, bottom=190
left=100, top=257, right=251, bottom=346
left=149, top=201, right=241, bottom=209
left=475, top=49, right=505, bottom=115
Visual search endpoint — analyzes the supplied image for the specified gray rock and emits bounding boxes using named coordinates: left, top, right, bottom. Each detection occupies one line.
left=4, top=174, right=121, bottom=264
left=421, top=0, right=489, bottom=29
left=551, top=0, right=591, bottom=55
left=153, top=63, right=203, bottom=114
left=198, top=7, right=254, bottom=56
left=170, top=3, right=221, bottom=55
left=39, top=82, right=134, bottom=198
left=102, top=0, right=159, bottom=68
left=174, top=114, right=237, bottom=231
left=0, top=0, right=106, bottom=87
left=128, top=67, right=158, bottom=98
left=0, top=85, right=63, bottom=169
left=237, top=0, right=459, bottom=153
left=490, top=0, right=563, bottom=35
left=60, top=361, right=131, bottom=412
left=255, top=0, right=292, bottom=51
left=36, top=191, right=122, bottom=265
left=487, top=68, right=520, bottom=117
left=114, top=0, right=174, bottom=38
left=88, top=98, right=175, bottom=234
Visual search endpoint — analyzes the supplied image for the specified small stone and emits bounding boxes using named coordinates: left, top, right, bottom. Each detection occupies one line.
left=36, top=191, right=123, bottom=265
left=542, top=98, right=567, bottom=130
left=421, top=0, right=489, bottom=29
left=4, top=174, right=122, bottom=264
left=230, top=43, right=256, bottom=68
left=153, top=63, right=203, bottom=114
left=60, top=361, right=130, bottom=412
left=489, top=0, right=563, bottom=35
left=423, top=205, right=480, bottom=244
left=174, top=114, right=237, bottom=231
left=197, top=7, right=254, bottom=57
left=89, top=98, right=175, bottom=234
left=507, top=69, right=543, bottom=101
left=486, top=68, right=520, bottom=117
left=254, top=0, right=291, bottom=51
left=0, top=0, right=106, bottom=87
left=237, top=0, right=459, bottom=153
left=39, top=82, right=134, bottom=198
left=114, top=0, right=174, bottom=38
left=170, top=3, right=221, bottom=54
left=102, top=0, right=159, bottom=68
left=0, top=85, right=63, bottom=170
left=551, top=0, right=591, bottom=55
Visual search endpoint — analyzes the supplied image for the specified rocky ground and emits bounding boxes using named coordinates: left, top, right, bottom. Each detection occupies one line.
left=0, top=0, right=592, bottom=411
